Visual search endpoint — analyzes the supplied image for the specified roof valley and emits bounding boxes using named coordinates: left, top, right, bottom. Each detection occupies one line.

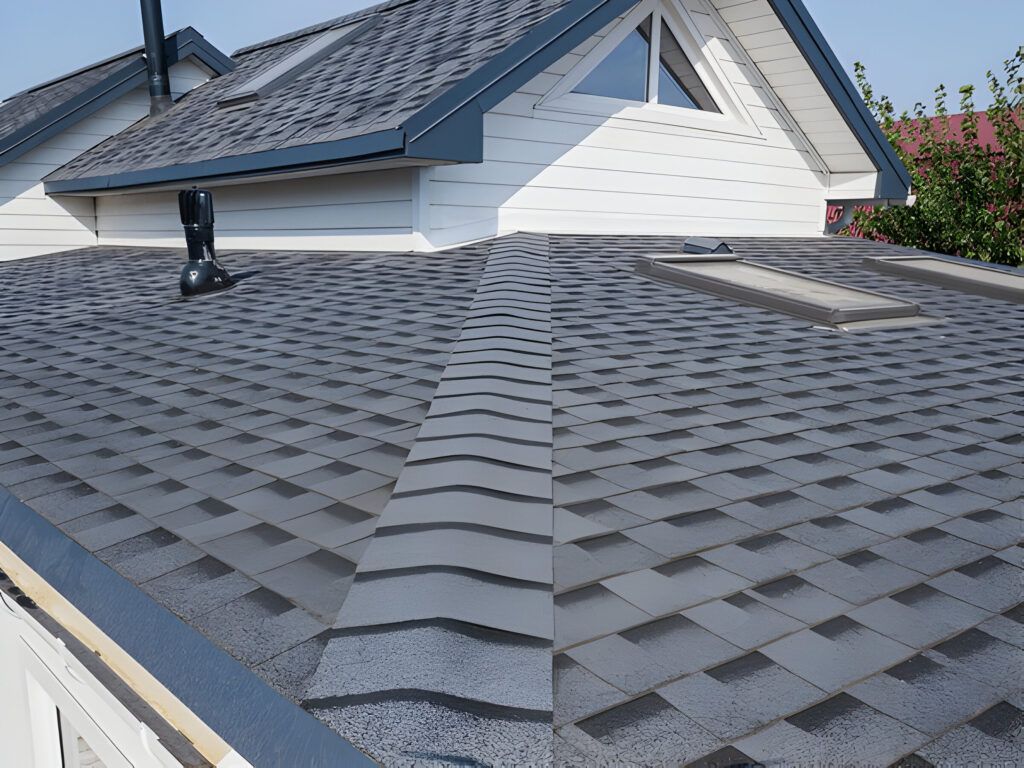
left=304, top=233, right=557, bottom=764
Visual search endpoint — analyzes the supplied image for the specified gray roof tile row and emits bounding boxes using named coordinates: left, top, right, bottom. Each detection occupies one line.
left=547, top=234, right=1023, bottom=767
left=0, top=233, right=1021, bottom=765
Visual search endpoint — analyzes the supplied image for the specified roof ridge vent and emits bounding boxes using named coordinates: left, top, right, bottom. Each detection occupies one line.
left=218, top=17, right=379, bottom=108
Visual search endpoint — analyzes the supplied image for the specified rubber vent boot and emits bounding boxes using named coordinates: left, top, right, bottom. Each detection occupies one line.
left=179, top=187, right=235, bottom=297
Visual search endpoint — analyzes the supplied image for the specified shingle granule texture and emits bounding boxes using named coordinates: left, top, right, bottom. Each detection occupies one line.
left=0, top=233, right=1021, bottom=765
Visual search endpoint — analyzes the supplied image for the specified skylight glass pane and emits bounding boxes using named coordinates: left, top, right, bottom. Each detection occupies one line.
left=218, top=22, right=363, bottom=107
left=657, top=21, right=719, bottom=112
left=572, top=18, right=651, bottom=102
left=637, top=257, right=921, bottom=325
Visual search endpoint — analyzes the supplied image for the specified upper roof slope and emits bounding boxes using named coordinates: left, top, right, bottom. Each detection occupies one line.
left=44, top=0, right=911, bottom=198
left=0, top=234, right=1020, bottom=765
left=0, top=29, right=234, bottom=168
left=45, top=0, right=578, bottom=188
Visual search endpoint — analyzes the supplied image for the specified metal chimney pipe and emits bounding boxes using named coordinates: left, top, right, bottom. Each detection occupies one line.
left=139, top=0, right=173, bottom=116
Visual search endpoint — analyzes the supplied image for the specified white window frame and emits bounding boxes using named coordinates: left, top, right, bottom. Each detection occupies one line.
left=538, top=0, right=762, bottom=139
left=0, top=591, right=183, bottom=768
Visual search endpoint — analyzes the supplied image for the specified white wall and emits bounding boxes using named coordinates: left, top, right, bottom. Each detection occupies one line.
left=0, top=593, right=184, bottom=768
left=420, top=0, right=856, bottom=248
left=0, top=59, right=212, bottom=262
left=95, top=168, right=418, bottom=252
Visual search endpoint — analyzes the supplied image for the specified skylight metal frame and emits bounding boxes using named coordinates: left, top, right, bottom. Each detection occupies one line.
left=862, top=255, right=1024, bottom=304
left=637, top=254, right=924, bottom=326
left=217, top=17, right=378, bottom=108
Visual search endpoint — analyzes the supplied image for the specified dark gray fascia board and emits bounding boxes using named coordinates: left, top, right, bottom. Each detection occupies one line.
left=171, top=26, right=237, bottom=78
left=0, top=29, right=234, bottom=170
left=45, top=128, right=407, bottom=193
left=767, top=0, right=912, bottom=200
left=47, top=0, right=643, bottom=193
left=39, top=0, right=911, bottom=198
left=0, top=488, right=374, bottom=768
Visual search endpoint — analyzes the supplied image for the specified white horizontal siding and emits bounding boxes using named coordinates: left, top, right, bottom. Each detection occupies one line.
left=423, top=0, right=832, bottom=246
left=708, top=0, right=876, bottom=176
left=828, top=171, right=878, bottom=199
left=0, top=57, right=212, bottom=262
left=96, top=168, right=418, bottom=252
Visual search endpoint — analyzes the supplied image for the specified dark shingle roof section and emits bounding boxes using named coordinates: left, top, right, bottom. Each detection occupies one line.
left=0, top=234, right=1021, bottom=765
left=548, top=234, right=1023, bottom=766
left=0, top=29, right=233, bottom=167
left=46, top=0, right=575, bottom=185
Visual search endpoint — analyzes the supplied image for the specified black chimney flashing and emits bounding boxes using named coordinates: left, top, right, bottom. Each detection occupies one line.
left=140, top=0, right=173, bottom=116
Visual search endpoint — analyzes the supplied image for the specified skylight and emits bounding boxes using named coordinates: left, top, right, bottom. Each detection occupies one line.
left=218, top=20, right=372, bottom=107
left=637, top=255, right=924, bottom=327
left=863, top=256, right=1024, bottom=304
left=572, top=11, right=719, bottom=112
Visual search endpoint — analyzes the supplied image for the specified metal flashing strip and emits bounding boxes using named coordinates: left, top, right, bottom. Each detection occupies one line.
left=307, top=234, right=555, bottom=765
left=0, top=487, right=373, bottom=768
left=637, top=255, right=921, bottom=325
left=863, top=255, right=1024, bottom=304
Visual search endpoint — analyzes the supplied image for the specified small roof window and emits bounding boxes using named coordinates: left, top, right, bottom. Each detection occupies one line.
left=637, top=254, right=927, bottom=328
left=863, top=256, right=1024, bottom=304
left=572, top=12, right=719, bottom=112
left=218, top=20, right=374, bottom=107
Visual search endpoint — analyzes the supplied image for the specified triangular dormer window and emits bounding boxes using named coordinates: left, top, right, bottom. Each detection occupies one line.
left=572, top=12, right=720, bottom=112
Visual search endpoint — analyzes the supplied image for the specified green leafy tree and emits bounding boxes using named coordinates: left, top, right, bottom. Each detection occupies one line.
left=850, top=47, right=1023, bottom=266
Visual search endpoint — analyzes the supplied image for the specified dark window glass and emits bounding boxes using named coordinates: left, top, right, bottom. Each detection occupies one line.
left=572, top=18, right=651, bottom=102
left=657, top=20, right=719, bottom=112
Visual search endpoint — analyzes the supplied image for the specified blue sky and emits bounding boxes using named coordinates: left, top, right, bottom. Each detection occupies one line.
left=2, top=1, right=1021, bottom=114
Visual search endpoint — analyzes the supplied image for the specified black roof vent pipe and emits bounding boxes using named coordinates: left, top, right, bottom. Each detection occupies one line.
left=179, top=188, right=235, bottom=296
left=140, top=0, right=173, bottom=116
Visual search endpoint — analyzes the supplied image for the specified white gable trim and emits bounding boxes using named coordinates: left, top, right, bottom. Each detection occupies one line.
left=538, top=0, right=763, bottom=140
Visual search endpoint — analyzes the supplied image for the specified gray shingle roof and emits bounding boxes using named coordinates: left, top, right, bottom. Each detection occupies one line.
left=0, top=51, right=138, bottom=138
left=0, top=234, right=1021, bottom=766
left=46, top=0, right=575, bottom=185
left=0, top=28, right=233, bottom=168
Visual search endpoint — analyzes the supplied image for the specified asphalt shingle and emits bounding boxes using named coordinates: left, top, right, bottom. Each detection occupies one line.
left=1, top=233, right=1021, bottom=765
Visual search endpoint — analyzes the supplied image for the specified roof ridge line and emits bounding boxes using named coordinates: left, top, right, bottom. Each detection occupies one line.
left=302, top=233, right=556, bottom=763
